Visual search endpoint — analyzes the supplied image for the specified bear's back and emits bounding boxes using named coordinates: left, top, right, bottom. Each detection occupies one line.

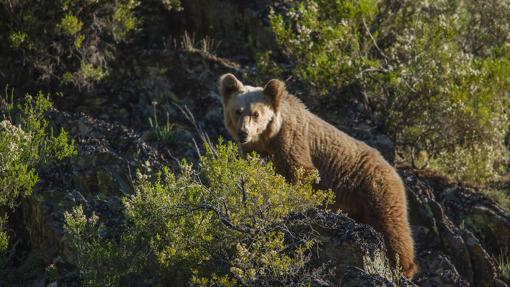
left=280, top=95, right=389, bottom=191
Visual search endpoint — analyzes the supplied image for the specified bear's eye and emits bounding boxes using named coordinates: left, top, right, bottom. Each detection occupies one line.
left=235, top=109, right=243, bottom=116
left=252, top=111, right=259, bottom=118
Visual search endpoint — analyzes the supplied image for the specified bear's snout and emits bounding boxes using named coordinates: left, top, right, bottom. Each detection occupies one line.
left=238, top=130, right=248, bottom=143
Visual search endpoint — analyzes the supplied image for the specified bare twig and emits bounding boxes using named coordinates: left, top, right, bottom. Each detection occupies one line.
left=362, top=17, right=389, bottom=63
left=238, top=176, right=247, bottom=208
left=177, top=104, right=216, bottom=156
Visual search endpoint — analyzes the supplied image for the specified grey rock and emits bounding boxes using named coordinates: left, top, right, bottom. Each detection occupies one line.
left=402, top=168, right=508, bottom=286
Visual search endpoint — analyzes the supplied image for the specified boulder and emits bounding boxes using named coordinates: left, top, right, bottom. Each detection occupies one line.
left=401, top=168, right=508, bottom=287
left=286, top=210, right=415, bottom=286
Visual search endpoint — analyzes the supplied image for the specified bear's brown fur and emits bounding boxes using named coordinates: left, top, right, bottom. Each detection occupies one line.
left=219, top=74, right=418, bottom=279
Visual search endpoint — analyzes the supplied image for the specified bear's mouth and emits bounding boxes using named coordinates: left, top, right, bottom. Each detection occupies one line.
left=238, top=131, right=249, bottom=143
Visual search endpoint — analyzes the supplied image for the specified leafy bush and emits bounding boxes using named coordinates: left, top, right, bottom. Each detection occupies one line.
left=0, top=216, right=8, bottom=268
left=0, top=120, right=37, bottom=208
left=64, top=141, right=334, bottom=286
left=0, top=0, right=181, bottom=89
left=270, top=0, right=510, bottom=184
left=0, top=91, right=76, bottom=270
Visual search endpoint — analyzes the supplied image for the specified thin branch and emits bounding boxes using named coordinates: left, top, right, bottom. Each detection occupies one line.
left=362, top=17, right=389, bottom=63
left=177, top=104, right=216, bottom=156
left=238, top=176, right=247, bottom=208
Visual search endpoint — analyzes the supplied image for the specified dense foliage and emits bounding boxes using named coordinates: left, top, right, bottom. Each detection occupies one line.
left=64, top=141, right=334, bottom=286
left=0, top=0, right=181, bottom=89
left=270, top=0, right=510, bottom=184
left=0, top=91, right=76, bottom=270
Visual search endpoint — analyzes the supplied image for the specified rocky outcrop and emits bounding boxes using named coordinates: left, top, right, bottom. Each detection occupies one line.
left=286, top=210, right=414, bottom=286
left=402, top=169, right=509, bottom=287
left=341, top=267, right=413, bottom=287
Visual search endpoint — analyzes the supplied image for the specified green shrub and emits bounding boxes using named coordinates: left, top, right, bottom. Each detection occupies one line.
left=271, top=0, right=378, bottom=95
left=270, top=0, right=510, bottom=184
left=148, top=101, right=176, bottom=144
left=0, top=0, right=181, bottom=89
left=1, top=91, right=77, bottom=207
left=0, top=120, right=38, bottom=208
left=58, top=14, right=83, bottom=35
left=0, top=217, right=8, bottom=268
left=64, top=141, right=334, bottom=286
left=0, top=90, right=76, bottom=270
left=252, top=50, right=284, bottom=85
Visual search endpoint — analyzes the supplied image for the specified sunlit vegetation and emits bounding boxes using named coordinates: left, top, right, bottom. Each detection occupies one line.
left=0, top=91, right=76, bottom=271
left=269, top=0, right=510, bottom=185
left=64, top=141, right=334, bottom=286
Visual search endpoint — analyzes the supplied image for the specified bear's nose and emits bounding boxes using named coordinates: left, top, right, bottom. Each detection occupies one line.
left=238, top=131, right=248, bottom=142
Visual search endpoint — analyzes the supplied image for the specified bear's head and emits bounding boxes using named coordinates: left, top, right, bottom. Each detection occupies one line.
left=219, top=73, right=285, bottom=146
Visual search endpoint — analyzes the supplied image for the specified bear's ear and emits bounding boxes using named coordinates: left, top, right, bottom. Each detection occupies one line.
left=219, top=73, right=243, bottom=102
left=263, top=79, right=286, bottom=110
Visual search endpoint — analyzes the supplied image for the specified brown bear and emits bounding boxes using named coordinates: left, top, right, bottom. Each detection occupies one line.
left=219, top=73, right=418, bottom=279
